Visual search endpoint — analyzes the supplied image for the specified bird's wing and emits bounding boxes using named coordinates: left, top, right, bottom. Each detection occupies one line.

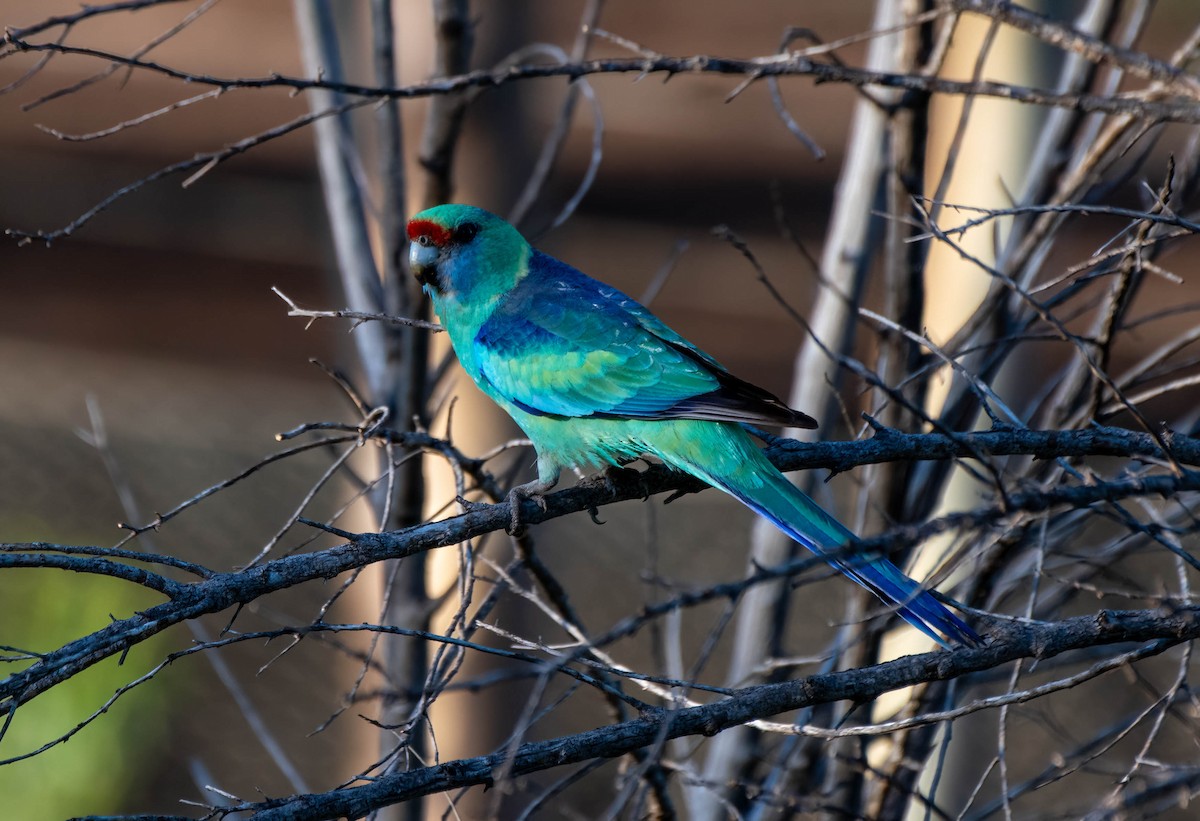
left=473, top=253, right=815, bottom=428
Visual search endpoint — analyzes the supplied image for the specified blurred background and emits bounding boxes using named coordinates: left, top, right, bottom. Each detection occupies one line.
left=2, top=1, right=1199, bottom=818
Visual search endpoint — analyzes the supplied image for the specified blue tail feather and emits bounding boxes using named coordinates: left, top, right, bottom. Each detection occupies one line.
left=675, top=438, right=980, bottom=648
left=735, top=479, right=978, bottom=647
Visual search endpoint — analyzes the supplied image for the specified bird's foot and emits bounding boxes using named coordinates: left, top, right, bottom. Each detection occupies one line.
left=505, top=478, right=555, bottom=536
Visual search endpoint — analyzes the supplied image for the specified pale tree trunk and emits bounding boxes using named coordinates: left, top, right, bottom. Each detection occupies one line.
left=692, top=3, right=916, bottom=817
left=292, top=3, right=472, bottom=819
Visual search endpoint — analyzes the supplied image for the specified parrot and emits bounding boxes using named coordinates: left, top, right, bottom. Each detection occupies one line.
left=407, top=203, right=980, bottom=648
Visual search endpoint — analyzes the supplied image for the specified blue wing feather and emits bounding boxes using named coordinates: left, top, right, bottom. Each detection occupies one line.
left=474, top=252, right=815, bottom=427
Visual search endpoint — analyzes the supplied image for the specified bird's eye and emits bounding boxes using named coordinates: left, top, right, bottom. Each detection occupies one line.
left=454, top=222, right=479, bottom=243
left=416, top=234, right=433, bottom=247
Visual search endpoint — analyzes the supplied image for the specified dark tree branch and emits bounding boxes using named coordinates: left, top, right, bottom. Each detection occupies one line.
left=4, top=39, right=1197, bottom=121
left=217, top=609, right=1198, bottom=819
left=3, top=424, right=1198, bottom=716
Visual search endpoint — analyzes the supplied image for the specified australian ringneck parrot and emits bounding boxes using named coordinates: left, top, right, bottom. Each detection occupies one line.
left=407, top=203, right=979, bottom=648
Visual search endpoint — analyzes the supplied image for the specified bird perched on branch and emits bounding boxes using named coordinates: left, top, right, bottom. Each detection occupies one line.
left=408, top=203, right=979, bottom=647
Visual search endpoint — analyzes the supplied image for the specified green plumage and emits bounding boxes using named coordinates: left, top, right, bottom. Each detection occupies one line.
left=407, top=204, right=979, bottom=647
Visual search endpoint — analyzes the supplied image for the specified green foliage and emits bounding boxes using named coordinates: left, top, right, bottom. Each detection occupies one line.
left=0, top=544, right=172, bottom=820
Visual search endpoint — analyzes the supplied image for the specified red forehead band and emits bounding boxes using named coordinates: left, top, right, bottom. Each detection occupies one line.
left=406, top=219, right=452, bottom=247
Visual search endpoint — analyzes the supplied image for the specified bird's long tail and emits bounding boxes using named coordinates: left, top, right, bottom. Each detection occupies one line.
left=660, top=425, right=980, bottom=648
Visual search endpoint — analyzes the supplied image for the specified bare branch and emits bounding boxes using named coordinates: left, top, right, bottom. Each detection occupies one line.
left=211, top=611, right=1199, bottom=819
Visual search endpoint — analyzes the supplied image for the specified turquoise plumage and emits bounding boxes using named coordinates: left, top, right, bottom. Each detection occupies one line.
left=408, top=204, right=979, bottom=647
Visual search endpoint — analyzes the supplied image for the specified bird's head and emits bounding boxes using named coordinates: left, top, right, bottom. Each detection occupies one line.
left=407, top=204, right=528, bottom=303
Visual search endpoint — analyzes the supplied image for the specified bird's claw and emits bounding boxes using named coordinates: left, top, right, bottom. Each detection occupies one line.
left=506, top=482, right=552, bottom=536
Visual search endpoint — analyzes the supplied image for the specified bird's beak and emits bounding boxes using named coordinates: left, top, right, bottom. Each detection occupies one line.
left=409, top=241, right=441, bottom=288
